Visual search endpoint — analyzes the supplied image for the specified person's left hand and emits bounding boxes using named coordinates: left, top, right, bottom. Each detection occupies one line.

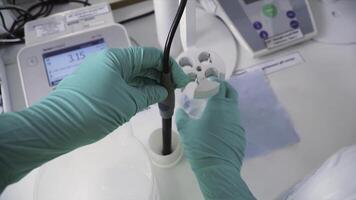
left=40, top=47, right=190, bottom=145
left=0, top=47, right=190, bottom=188
left=56, top=47, right=189, bottom=129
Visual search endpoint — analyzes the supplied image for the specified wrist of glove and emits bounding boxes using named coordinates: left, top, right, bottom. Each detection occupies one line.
left=176, top=81, right=255, bottom=200
left=176, top=82, right=245, bottom=171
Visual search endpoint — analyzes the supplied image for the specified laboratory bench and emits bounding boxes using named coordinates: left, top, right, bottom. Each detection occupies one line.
left=1, top=1, right=356, bottom=200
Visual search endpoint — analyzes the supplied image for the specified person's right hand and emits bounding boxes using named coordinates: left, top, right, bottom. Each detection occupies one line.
left=0, top=47, right=189, bottom=192
left=176, top=81, right=256, bottom=200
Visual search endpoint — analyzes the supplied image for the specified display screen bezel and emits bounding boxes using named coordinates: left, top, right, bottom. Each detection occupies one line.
left=42, top=38, right=106, bottom=86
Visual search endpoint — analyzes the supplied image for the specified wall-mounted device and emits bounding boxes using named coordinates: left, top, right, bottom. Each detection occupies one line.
left=17, top=3, right=130, bottom=107
left=201, top=0, right=317, bottom=57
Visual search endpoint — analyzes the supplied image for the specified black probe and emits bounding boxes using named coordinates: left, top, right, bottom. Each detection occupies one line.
left=159, top=0, right=188, bottom=155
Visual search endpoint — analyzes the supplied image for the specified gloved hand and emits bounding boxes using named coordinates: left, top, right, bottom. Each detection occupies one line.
left=0, top=47, right=190, bottom=191
left=176, top=81, right=256, bottom=200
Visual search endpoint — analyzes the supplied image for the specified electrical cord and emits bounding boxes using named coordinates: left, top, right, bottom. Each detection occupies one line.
left=159, top=0, right=188, bottom=155
left=118, top=10, right=154, bottom=24
left=0, top=0, right=91, bottom=44
left=0, top=10, right=24, bottom=43
left=0, top=5, right=32, bottom=17
left=69, top=0, right=90, bottom=6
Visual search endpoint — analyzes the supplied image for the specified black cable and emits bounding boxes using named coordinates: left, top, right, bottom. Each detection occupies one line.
left=0, top=0, right=90, bottom=44
left=118, top=10, right=154, bottom=24
left=159, top=0, right=188, bottom=155
left=0, top=5, right=33, bottom=17
left=163, top=0, right=187, bottom=73
left=28, top=2, right=48, bottom=17
left=0, top=11, right=10, bottom=32
left=0, top=11, right=24, bottom=42
left=44, top=1, right=54, bottom=17
left=68, top=0, right=91, bottom=6
left=162, top=118, right=172, bottom=155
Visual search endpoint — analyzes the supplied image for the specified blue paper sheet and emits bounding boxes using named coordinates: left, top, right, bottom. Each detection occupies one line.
left=229, top=68, right=299, bottom=158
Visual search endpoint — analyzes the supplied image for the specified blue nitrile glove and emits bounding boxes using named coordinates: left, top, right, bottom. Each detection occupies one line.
left=176, top=81, right=256, bottom=200
left=0, top=47, right=190, bottom=191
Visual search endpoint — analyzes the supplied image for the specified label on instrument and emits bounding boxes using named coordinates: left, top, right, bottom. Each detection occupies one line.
left=237, top=52, right=305, bottom=75
left=35, top=21, right=66, bottom=37
left=265, top=29, right=304, bottom=49
left=66, top=4, right=110, bottom=24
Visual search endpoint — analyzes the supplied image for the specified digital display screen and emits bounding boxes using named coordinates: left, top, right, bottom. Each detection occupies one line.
left=43, top=38, right=107, bottom=86
left=243, top=0, right=260, bottom=4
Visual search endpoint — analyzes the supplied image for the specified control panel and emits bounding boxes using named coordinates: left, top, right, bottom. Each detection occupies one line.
left=207, top=0, right=317, bottom=57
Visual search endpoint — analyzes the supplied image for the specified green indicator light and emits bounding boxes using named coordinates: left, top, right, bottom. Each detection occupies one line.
left=263, top=4, right=278, bottom=18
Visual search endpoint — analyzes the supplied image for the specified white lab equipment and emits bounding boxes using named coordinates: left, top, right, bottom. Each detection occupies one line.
left=177, top=49, right=226, bottom=99
left=154, top=0, right=231, bottom=100
left=200, top=0, right=317, bottom=57
left=148, top=128, right=183, bottom=168
left=312, top=0, right=356, bottom=44
left=282, top=144, right=356, bottom=200
left=34, top=124, right=160, bottom=200
left=0, top=56, right=11, bottom=112
left=177, top=0, right=228, bottom=99
left=17, top=3, right=130, bottom=107
left=153, top=0, right=183, bottom=56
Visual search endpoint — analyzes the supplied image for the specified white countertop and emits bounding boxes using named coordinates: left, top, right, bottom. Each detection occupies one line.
left=239, top=40, right=356, bottom=199
left=1, top=1, right=356, bottom=200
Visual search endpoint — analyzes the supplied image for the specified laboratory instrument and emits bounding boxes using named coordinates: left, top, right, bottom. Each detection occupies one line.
left=178, top=49, right=225, bottom=99
left=158, top=0, right=187, bottom=155
left=153, top=0, right=182, bottom=56
left=201, top=0, right=317, bottom=57
left=154, top=0, right=237, bottom=101
left=177, top=0, right=227, bottom=99
left=17, top=3, right=130, bottom=107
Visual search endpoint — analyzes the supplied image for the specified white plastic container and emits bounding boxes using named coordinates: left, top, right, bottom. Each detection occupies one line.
left=34, top=124, right=160, bottom=200
left=148, top=128, right=183, bottom=168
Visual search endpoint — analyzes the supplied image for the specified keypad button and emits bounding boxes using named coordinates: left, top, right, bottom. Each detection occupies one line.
left=260, top=31, right=269, bottom=39
left=287, top=10, right=296, bottom=18
left=253, top=21, right=263, bottom=30
left=263, top=4, right=278, bottom=18
left=290, top=20, right=300, bottom=29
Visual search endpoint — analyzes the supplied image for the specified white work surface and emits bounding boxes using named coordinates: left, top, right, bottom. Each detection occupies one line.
left=1, top=2, right=356, bottom=200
